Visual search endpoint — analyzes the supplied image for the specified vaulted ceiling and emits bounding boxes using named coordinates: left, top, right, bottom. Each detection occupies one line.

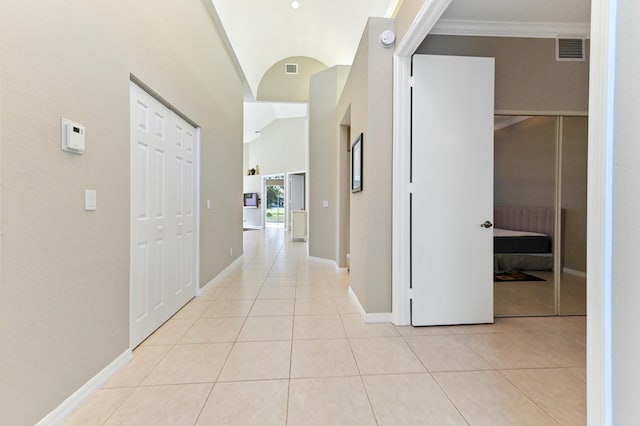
left=209, top=0, right=591, bottom=141
left=210, top=0, right=396, bottom=100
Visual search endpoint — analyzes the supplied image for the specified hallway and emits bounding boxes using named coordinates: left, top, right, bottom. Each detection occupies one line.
left=65, top=227, right=586, bottom=425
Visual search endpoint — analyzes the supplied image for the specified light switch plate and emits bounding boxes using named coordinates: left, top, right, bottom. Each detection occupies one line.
left=322, top=200, right=329, bottom=208
left=84, top=190, right=97, bottom=211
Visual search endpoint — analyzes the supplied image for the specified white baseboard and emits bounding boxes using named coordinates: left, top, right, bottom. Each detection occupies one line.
left=348, top=287, right=392, bottom=324
left=562, top=267, right=587, bottom=278
left=37, top=349, right=132, bottom=426
left=242, top=225, right=262, bottom=230
left=197, top=254, right=245, bottom=296
left=307, top=256, right=349, bottom=272
left=308, top=256, right=337, bottom=267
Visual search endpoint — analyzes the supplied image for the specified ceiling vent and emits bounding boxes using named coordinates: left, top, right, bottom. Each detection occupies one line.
left=285, top=63, right=298, bottom=75
left=556, top=38, right=585, bottom=61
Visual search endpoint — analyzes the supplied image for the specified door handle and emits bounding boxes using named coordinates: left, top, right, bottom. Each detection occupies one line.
left=480, top=221, right=493, bottom=229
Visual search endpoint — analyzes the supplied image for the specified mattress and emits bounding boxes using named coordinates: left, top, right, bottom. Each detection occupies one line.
left=493, top=228, right=551, bottom=254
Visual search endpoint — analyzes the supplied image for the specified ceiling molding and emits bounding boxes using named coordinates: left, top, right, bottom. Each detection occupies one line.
left=431, top=19, right=591, bottom=39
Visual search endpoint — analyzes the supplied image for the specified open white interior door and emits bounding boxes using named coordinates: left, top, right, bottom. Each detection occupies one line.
left=411, top=54, right=495, bottom=326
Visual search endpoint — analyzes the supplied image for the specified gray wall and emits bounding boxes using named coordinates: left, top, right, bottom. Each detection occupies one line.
left=0, top=0, right=244, bottom=423
left=336, top=18, right=395, bottom=313
left=308, top=66, right=349, bottom=261
left=613, top=0, right=640, bottom=421
left=416, top=36, right=590, bottom=113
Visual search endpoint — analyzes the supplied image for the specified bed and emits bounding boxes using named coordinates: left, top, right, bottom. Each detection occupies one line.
left=493, top=206, right=555, bottom=272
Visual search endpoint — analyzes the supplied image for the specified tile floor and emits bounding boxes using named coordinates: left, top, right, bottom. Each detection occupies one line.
left=65, top=228, right=586, bottom=425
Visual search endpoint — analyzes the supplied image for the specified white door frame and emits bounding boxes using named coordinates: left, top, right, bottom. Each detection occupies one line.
left=262, top=174, right=286, bottom=228
left=586, top=0, right=615, bottom=423
left=391, top=0, right=452, bottom=326
left=286, top=170, right=306, bottom=231
left=391, top=1, right=613, bottom=423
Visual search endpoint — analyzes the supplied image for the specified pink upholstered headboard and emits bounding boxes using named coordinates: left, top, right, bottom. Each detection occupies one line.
left=494, top=206, right=554, bottom=237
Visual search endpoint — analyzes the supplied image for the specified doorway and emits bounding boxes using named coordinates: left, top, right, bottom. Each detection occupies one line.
left=129, top=82, right=199, bottom=348
left=264, top=175, right=285, bottom=227
left=287, top=172, right=306, bottom=231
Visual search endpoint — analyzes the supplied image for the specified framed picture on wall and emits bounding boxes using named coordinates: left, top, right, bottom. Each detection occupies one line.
left=351, top=133, right=363, bottom=192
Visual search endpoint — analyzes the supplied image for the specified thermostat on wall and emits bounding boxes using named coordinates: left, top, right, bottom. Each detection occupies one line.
left=61, top=117, right=85, bottom=154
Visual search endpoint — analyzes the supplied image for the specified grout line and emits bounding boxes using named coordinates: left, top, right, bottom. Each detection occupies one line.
left=495, top=369, right=563, bottom=425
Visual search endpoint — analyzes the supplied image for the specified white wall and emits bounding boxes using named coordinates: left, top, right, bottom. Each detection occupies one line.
left=243, top=117, right=307, bottom=228
left=0, top=1, right=244, bottom=423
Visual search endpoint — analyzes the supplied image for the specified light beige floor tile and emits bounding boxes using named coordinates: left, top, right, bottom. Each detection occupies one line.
left=405, top=335, right=492, bottom=372
left=218, top=341, right=291, bottom=381
left=531, top=331, right=587, bottom=368
left=363, top=374, right=467, bottom=426
left=293, top=314, right=346, bottom=339
left=249, top=299, right=295, bottom=316
left=268, top=267, right=298, bottom=278
left=294, top=298, right=339, bottom=315
left=294, top=286, right=335, bottom=299
left=237, top=316, right=293, bottom=341
left=196, top=380, right=288, bottom=426
left=569, top=367, right=587, bottom=382
left=141, top=343, right=232, bottom=385
left=350, top=337, right=425, bottom=375
left=441, top=321, right=512, bottom=335
left=395, top=325, right=452, bottom=336
left=291, top=339, right=359, bottom=378
left=219, top=286, right=261, bottom=300
left=501, top=368, right=586, bottom=426
left=288, top=377, right=377, bottom=426
left=516, top=316, right=586, bottom=340
left=172, top=298, right=214, bottom=320
left=335, top=298, right=359, bottom=314
left=141, top=318, right=196, bottom=346
left=64, top=388, right=133, bottom=425
left=459, top=332, right=558, bottom=369
left=433, top=370, right=558, bottom=425
left=202, top=299, right=254, bottom=318
left=263, top=277, right=297, bottom=287
left=104, top=346, right=172, bottom=388
left=104, top=383, right=211, bottom=426
left=257, top=286, right=296, bottom=299
left=179, top=317, right=245, bottom=343
left=198, top=285, right=225, bottom=299
left=341, top=314, right=400, bottom=338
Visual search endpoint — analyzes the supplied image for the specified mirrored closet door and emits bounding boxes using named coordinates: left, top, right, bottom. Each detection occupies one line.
left=493, top=115, right=587, bottom=316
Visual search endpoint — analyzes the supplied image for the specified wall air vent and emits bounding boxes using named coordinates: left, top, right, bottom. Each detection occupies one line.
left=556, top=38, right=585, bottom=61
left=285, top=63, right=298, bottom=74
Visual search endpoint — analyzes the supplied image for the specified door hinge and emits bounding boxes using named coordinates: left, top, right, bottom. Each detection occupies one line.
left=408, top=288, right=415, bottom=300
left=408, top=76, right=415, bottom=87
left=408, top=182, right=414, bottom=194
